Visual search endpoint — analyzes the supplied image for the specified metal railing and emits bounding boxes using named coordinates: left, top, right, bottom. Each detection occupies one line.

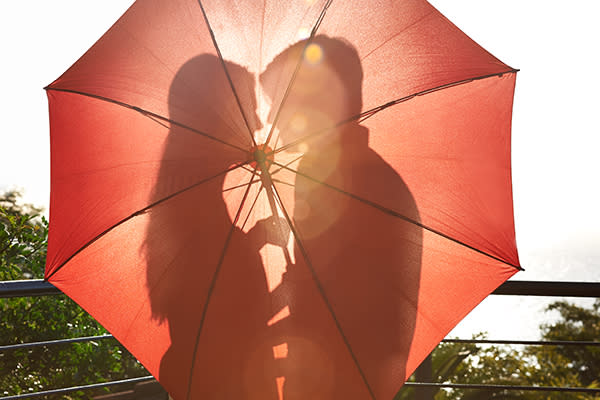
left=1, top=280, right=599, bottom=399
left=4, top=279, right=600, bottom=299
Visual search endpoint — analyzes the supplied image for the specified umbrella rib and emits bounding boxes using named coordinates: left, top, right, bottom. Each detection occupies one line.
left=44, top=87, right=249, bottom=153
left=223, top=178, right=262, bottom=193
left=185, top=169, right=257, bottom=400
left=271, top=177, right=295, bottom=187
left=272, top=69, right=519, bottom=156
left=356, top=69, right=520, bottom=123
left=45, top=161, right=250, bottom=281
left=196, top=0, right=257, bottom=147
left=239, top=178, right=264, bottom=231
left=268, top=178, right=378, bottom=400
left=263, top=0, right=334, bottom=146
left=269, top=153, right=305, bottom=177
left=273, top=161, right=523, bottom=271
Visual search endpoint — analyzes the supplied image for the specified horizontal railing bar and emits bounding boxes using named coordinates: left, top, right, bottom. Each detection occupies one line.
left=2, top=279, right=599, bottom=299
left=442, top=338, right=600, bottom=346
left=3, top=335, right=598, bottom=353
left=0, top=280, right=61, bottom=298
left=3, top=378, right=599, bottom=399
left=0, top=334, right=600, bottom=353
left=0, top=335, right=115, bottom=352
left=0, top=278, right=595, bottom=399
left=404, top=382, right=600, bottom=393
left=492, top=280, right=600, bottom=297
left=0, top=376, right=155, bottom=400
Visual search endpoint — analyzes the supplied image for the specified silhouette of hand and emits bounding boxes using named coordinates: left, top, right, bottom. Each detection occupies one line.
left=251, top=216, right=291, bottom=248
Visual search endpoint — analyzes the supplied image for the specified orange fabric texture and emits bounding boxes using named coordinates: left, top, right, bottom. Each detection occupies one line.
left=45, top=0, right=520, bottom=399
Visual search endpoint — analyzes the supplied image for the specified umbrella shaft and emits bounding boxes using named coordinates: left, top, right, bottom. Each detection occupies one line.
left=259, top=164, right=293, bottom=267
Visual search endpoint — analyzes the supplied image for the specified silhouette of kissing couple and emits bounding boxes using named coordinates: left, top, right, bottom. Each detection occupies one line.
left=145, top=35, right=422, bottom=400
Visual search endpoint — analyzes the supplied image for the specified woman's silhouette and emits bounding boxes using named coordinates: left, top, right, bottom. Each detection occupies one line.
left=145, top=55, right=281, bottom=399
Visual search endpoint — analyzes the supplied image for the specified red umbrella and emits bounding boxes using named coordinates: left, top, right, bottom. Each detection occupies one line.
left=45, top=0, right=521, bottom=399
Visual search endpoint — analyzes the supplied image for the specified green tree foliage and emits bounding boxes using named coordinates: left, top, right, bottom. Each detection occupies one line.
left=532, top=301, right=600, bottom=388
left=430, top=339, right=539, bottom=400
left=0, top=191, right=147, bottom=398
left=0, top=190, right=47, bottom=280
left=396, top=301, right=600, bottom=400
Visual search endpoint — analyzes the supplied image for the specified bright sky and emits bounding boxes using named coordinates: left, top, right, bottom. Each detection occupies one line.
left=1, top=1, right=599, bottom=340
left=430, top=0, right=600, bottom=340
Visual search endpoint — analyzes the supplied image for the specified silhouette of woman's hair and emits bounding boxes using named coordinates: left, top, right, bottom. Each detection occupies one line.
left=147, top=54, right=259, bottom=323
left=168, top=54, right=260, bottom=151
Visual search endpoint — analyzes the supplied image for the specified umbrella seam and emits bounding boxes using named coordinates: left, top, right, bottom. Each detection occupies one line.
left=269, top=178, right=378, bottom=400
left=264, top=38, right=313, bottom=146
left=223, top=178, right=262, bottom=193
left=44, top=87, right=249, bottom=154
left=195, top=0, right=257, bottom=147
left=258, top=0, right=266, bottom=130
left=264, top=0, right=333, bottom=146
left=357, top=69, right=520, bottom=123
left=271, top=69, right=519, bottom=156
left=45, top=162, right=250, bottom=281
left=239, top=179, right=264, bottom=232
left=359, top=11, right=435, bottom=62
left=185, top=169, right=258, bottom=400
left=273, top=161, right=522, bottom=271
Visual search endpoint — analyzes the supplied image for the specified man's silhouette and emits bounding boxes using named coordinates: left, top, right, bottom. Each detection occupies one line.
left=261, top=36, right=423, bottom=399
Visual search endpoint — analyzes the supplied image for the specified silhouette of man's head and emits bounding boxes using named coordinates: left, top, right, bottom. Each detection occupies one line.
left=260, top=36, right=363, bottom=148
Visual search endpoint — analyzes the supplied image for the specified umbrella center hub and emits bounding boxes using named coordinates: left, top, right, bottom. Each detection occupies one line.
left=249, top=144, right=274, bottom=171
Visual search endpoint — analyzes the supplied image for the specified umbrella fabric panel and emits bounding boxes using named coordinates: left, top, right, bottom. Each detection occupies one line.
left=273, top=168, right=518, bottom=399
left=49, top=175, right=247, bottom=398
left=364, top=73, right=519, bottom=266
left=262, top=0, right=513, bottom=136
left=324, top=0, right=511, bottom=110
left=45, top=91, right=246, bottom=277
left=405, top=226, right=518, bottom=376
left=198, top=0, right=331, bottom=133
left=48, top=0, right=256, bottom=150
left=273, top=163, right=421, bottom=399
left=258, top=33, right=518, bottom=267
left=187, top=221, right=372, bottom=400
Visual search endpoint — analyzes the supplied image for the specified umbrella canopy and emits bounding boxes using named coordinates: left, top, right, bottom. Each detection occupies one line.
left=45, top=0, right=521, bottom=399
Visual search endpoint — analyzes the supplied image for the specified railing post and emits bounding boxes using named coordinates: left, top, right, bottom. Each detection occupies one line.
left=414, top=353, right=434, bottom=400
